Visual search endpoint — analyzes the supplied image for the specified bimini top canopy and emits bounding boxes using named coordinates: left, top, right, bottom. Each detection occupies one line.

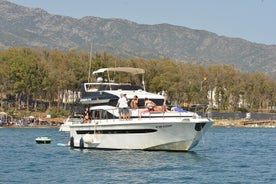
left=92, top=67, right=145, bottom=75
left=0, top=112, right=7, bottom=116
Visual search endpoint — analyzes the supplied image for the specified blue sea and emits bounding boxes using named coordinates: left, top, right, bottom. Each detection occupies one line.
left=0, top=127, right=275, bottom=184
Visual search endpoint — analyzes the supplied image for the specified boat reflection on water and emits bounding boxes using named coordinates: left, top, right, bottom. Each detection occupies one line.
left=69, top=149, right=207, bottom=168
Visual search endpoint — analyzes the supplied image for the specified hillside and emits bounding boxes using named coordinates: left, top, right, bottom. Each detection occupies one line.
left=1, top=0, right=276, bottom=76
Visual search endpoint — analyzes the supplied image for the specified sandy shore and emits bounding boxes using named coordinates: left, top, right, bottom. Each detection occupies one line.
left=213, top=119, right=276, bottom=128
left=2, top=118, right=276, bottom=128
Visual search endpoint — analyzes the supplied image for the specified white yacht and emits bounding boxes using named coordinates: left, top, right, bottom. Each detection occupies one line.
left=68, top=67, right=213, bottom=151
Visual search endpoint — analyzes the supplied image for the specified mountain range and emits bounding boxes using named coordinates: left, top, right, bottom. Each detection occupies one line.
left=1, top=0, right=276, bottom=76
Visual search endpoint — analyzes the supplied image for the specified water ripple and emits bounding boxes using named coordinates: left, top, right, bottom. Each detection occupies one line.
left=0, top=128, right=275, bottom=183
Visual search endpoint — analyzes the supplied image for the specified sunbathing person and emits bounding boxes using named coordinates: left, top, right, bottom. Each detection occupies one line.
left=144, top=97, right=156, bottom=111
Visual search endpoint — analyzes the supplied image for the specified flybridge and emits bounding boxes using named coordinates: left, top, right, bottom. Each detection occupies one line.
left=91, top=67, right=146, bottom=91
left=84, top=83, right=144, bottom=92
left=79, top=67, right=164, bottom=106
left=92, top=67, right=145, bottom=75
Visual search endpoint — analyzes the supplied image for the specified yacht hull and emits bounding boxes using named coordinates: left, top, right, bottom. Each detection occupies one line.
left=69, top=118, right=213, bottom=151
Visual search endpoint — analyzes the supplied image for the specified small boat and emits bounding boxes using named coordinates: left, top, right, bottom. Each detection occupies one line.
left=35, top=137, right=51, bottom=144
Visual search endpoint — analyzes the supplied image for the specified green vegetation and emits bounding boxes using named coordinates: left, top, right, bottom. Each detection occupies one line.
left=0, top=47, right=276, bottom=118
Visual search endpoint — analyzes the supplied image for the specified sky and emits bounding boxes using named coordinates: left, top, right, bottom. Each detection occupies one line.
left=8, top=0, right=276, bottom=45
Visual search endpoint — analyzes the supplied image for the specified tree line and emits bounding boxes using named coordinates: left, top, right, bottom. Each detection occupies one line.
left=0, top=47, right=276, bottom=114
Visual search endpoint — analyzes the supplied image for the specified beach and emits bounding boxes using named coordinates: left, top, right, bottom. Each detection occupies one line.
left=213, top=119, right=276, bottom=128
left=2, top=118, right=276, bottom=128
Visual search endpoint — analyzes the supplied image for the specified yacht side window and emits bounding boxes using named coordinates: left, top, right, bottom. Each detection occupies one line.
left=91, top=110, right=100, bottom=119
left=91, top=110, right=109, bottom=120
left=86, top=84, right=98, bottom=92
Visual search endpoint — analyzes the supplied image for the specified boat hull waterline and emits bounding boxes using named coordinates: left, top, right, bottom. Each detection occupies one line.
left=69, top=118, right=213, bottom=151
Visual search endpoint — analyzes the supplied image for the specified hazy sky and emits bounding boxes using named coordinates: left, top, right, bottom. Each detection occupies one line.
left=8, top=0, right=276, bottom=45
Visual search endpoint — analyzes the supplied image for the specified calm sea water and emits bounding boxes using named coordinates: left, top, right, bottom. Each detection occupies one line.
left=0, top=127, right=275, bottom=184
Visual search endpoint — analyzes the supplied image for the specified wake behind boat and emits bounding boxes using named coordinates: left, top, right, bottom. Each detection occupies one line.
left=68, top=67, right=213, bottom=151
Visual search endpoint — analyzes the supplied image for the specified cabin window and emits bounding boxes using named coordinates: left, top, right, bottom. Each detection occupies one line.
left=85, top=84, right=98, bottom=91
left=91, top=110, right=115, bottom=120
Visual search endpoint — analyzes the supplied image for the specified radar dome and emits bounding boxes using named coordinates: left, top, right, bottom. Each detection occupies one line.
left=97, top=77, right=103, bottom=83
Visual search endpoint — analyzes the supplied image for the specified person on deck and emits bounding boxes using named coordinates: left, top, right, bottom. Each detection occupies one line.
left=144, top=97, right=156, bottom=111
left=84, top=107, right=90, bottom=123
left=116, top=93, right=130, bottom=120
left=131, top=95, right=139, bottom=109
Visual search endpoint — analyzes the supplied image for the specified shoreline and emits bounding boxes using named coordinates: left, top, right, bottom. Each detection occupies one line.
left=213, top=119, right=276, bottom=128
left=1, top=119, right=276, bottom=129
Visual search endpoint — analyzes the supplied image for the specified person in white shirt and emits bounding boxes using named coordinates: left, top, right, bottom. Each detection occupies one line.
left=116, top=93, right=129, bottom=120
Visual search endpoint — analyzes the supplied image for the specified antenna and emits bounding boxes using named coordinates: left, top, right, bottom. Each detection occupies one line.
left=88, top=41, right=93, bottom=82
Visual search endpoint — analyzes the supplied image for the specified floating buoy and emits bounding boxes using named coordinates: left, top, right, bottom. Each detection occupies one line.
left=79, top=137, right=84, bottom=148
left=70, top=136, right=74, bottom=148
left=57, top=143, right=69, bottom=147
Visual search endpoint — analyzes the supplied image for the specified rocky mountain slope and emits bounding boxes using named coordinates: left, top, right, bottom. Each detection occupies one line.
left=1, top=0, right=276, bottom=75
